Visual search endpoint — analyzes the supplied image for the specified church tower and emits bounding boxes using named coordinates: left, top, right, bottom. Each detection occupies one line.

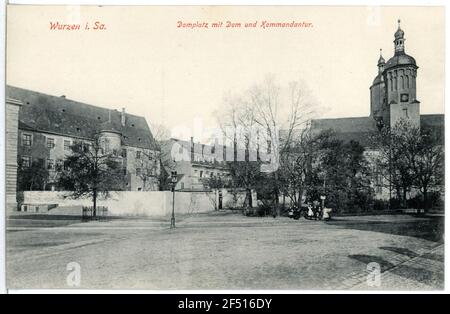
left=370, top=49, right=386, bottom=122
left=371, top=20, right=420, bottom=129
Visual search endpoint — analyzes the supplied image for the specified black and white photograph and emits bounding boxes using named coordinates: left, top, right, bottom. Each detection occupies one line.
left=1, top=3, right=446, bottom=293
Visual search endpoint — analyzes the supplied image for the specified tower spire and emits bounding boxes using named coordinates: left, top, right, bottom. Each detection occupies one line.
left=377, top=48, right=385, bottom=73
left=394, top=18, right=405, bottom=54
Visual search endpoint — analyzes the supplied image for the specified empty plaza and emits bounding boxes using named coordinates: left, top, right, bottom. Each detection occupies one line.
left=6, top=211, right=444, bottom=290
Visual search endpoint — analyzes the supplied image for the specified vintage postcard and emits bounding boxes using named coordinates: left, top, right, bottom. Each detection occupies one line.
left=4, top=4, right=445, bottom=292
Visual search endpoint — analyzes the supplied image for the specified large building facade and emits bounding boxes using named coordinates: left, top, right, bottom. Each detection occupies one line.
left=311, top=21, right=444, bottom=199
left=161, top=138, right=231, bottom=191
left=6, top=86, right=160, bottom=192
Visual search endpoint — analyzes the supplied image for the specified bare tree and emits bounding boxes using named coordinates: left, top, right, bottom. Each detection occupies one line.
left=249, top=76, right=315, bottom=216
left=278, top=125, right=329, bottom=209
left=216, top=75, right=316, bottom=215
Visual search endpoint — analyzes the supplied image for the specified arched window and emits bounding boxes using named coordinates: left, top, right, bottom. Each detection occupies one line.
left=394, top=77, right=397, bottom=90
left=401, top=76, right=404, bottom=89
left=390, top=78, right=393, bottom=91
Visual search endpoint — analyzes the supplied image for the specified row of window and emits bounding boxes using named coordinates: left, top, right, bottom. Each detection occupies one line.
left=21, top=156, right=65, bottom=170
left=21, top=133, right=81, bottom=152
left=135, top=167, right=157, bottom=176
left=21, top=155, right=154, bottom=177
left=193, top=169, right=228, bottom=178
left=389, top=74, right=413, bottom=92
left=21, top=133, right=148, bottom=160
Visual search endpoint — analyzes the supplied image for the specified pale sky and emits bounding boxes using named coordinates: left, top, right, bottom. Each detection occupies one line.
left=6, top=5, right=445, bottom=140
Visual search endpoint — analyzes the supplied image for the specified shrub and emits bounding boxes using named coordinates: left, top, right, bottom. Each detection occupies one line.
left=373, top=199, right=388, bottom=211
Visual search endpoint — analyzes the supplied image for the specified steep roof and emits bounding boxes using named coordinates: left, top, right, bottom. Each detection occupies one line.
left=6, top=85, right=158, bottom=150
left=312, top=114, right=445, bottom=147
left=311, top=117, right=377, bottom=133
left=311, top=116, right=378, bottom=147
left=420, top=114, right=444, bottom=128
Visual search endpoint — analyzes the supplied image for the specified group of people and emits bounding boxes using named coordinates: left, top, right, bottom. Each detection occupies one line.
left=305, top=200, right=323, bottom=220
left=304, top=199, right=332, bottom=221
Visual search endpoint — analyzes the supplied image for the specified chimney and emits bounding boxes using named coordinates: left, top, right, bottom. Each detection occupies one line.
left=121, top=108, right=126, bottom=126
left=60, top=95, right=66, bottom=99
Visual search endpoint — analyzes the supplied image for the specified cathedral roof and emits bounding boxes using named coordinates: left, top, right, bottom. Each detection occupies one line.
left=385, top=53, right=417, bottom=69
left=394, top=19, right=405, bottom=39
left=377, top=53, right=385, bottom=65
left=311, top=117, right=377, bottom=133
left=6, top=85, right=158, bottom=150
left=311, top=117, right=378, bottom=147
left=311, top=114, right=445, bottom=147
left=372, top=73, right=383, bottom=85
left=394, top=27, right=405, bottom=39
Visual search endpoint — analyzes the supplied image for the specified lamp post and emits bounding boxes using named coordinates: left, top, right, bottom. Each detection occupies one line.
left=170, top=171, right=177, bottom=229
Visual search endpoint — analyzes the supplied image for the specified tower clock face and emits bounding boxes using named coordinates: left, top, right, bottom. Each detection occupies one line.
left=400, top=93, right=409, bottom=102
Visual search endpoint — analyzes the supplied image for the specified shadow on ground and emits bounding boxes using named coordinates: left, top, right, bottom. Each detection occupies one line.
left=326, top=215, right=444, bottom=242
left=349, top=245, right=444, bottom=288
left=390, top=264, right=444, bottom=287
left=7, top=214, right=121, bottom=228
left=348, top=254, right=395, bottom=272
left=378, top=246, right=419, bottom=258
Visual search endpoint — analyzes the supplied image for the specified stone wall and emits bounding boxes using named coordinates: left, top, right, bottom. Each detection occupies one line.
left=22, top=189, right=250, bottom=216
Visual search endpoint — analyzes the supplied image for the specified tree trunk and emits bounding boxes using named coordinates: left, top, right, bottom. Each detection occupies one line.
left=402, top=187, right=407, bottom=209
left=297, top=186, right=303, bottom=208
left=93, top=188, right=97, bottom=217
left=247, top=188, right=253, bottom=208
left=275, top=190, right=280, bottom=217
left=423, top=186, right=428, bottom=212
left=215, top=189, right=218, bottom=210
left=395, top=187, right=401, bottom=207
